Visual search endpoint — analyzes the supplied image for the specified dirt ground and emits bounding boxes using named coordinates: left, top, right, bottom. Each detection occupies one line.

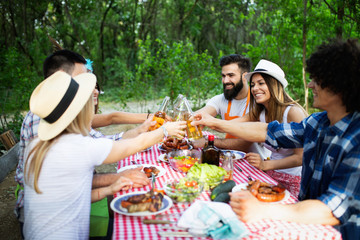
left=0, top=169, right=22, bottom=239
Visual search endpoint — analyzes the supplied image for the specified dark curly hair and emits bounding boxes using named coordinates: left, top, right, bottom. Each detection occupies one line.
left=306, top=39, right=360, bottom=112
left=219, top=54, right=252, bottom=73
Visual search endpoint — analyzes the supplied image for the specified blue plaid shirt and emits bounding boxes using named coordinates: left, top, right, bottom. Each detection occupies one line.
left=14, top=111, right=123, bottom=216
left=266, top=111, right=360, bottom=239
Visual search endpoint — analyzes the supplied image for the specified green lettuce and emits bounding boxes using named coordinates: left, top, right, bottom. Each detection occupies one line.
left=187, top=163, right=226, bottom=190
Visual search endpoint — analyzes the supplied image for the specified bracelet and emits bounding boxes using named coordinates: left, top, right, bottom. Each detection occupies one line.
left=160, top=126, right=168, bottom=138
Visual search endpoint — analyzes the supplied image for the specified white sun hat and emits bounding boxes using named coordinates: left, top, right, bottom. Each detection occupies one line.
left=244, top=59, right=288, bottom=88
left=30, top=71, right=96, bottom=141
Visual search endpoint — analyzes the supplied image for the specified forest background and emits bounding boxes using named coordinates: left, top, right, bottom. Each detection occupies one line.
left=1, top=0, right=360, bottom=148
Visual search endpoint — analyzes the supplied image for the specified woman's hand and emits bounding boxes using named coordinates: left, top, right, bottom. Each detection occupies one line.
left=163, top=121, right=187, bottom=138
left=245, top=152, right=265, bottom=170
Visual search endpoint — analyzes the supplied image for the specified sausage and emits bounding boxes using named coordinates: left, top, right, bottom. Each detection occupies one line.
left=272, top=185, right=286, bottom=193
left=257, top=191, right=285, bottom=202
left=179, top=145, right=189, bottom=149
left=249, top=180, right=261, bottom=197
left=247, top=179, right=286, bottom=202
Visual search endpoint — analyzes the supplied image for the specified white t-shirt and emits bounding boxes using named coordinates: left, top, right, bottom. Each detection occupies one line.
left=23, top=134, right=113, bottom=240
left=206, top=94, right=271, bottom=160
left=260, top=106, right=302, bottom=176
left=206, top=93, right=249, bottom=119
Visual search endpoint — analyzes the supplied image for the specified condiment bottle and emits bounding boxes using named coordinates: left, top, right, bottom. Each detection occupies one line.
left=201, top=135, right=220, bottom=166
left=222, top=151, right=234, bottom=181
left=183, top=98, right=203, bottom=141
left=149, top=96, right=170, bottom=131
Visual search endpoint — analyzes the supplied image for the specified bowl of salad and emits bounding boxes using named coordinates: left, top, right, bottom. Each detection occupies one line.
left=164, top=177, right=204, bottom=203
left=167, top=149, right=201, bottom=173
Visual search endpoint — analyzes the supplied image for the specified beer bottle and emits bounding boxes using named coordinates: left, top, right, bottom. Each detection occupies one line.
left=183, top=98, right=203, bottom=140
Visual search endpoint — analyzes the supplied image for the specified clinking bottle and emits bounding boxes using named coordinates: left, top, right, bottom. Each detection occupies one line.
left=182, top=98, right=203, bottom=140
left=149, top=96, right=170, bottom=131
left=201, top=135, right=220, bottom=166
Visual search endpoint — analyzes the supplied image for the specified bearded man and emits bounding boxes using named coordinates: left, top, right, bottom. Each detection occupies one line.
left=195, top=54, right=271, bottom=158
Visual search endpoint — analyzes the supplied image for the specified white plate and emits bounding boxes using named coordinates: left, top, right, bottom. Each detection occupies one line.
left=231, top=150, right=246, bottom=159
left=232, top=183, right=290, bottom=203
left=232, top=183, right=249, bottom=192
left=220, top=150, right=246, bottom=160
left=110, top=191, right=173, bottom=216
left=158, top=153, right=168, bottom=163
left=117, top=164, right=166, bottom=178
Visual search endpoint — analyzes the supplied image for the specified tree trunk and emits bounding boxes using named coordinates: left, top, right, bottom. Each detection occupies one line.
left=336, top=0, right=344, bottom=39
left=100, top=0, right=114, bottom=86
left=302, top=0, right=309, bottom=112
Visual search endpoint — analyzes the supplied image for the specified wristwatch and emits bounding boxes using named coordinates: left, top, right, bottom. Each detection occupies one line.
left=160, top=126, right=168, bottom=138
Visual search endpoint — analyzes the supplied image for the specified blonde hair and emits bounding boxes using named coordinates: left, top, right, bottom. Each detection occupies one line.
left=249, top=73, right=307, bottom=123
left=25, top=95, right=94, bottom=193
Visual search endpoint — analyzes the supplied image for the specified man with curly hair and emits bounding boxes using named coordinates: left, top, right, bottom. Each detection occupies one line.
left=192, top=39, right=360, bottom=239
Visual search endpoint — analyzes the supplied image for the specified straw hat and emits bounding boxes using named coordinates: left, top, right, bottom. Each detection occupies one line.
left=30, top=71, right=96, bottom=141
left=244, top=59, right=288, bottom=88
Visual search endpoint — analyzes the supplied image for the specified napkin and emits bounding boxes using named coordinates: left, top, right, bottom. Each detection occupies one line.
left=177, top=200, right=249, bottom=239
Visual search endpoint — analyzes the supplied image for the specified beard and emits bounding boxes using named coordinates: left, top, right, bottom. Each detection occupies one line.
left=223, top=78, right=244, bottom=100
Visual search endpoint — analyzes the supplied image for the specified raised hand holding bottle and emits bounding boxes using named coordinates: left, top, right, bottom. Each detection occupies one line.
left=149, top=96, right=170, bottom=131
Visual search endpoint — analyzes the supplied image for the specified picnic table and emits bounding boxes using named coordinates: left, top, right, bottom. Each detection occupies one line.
left=112, top=139, right=341, bottom=239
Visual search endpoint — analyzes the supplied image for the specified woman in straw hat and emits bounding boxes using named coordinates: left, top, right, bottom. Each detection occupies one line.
left=23, top=71, right=186, bottom=239
left=242, top=59, right=308, bottom=197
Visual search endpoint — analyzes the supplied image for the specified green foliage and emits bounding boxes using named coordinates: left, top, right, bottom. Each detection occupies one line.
left=1, top=0, right=360, bottom=135
left=101, top=39, right=219, bottom=109
left=0, top=48, right=39, bottom=137
left=133, top=39, right=219, bottom=109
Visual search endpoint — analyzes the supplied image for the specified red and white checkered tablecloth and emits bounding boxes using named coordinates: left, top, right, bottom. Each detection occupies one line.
left=112, top=143, right=342, bottom=240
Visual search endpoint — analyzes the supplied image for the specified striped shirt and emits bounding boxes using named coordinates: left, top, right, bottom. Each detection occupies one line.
left=266, top=111, right=360, bottom=238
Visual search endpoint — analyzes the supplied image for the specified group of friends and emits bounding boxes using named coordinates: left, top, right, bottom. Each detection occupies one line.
left=13, top=38, right=360, bottom=239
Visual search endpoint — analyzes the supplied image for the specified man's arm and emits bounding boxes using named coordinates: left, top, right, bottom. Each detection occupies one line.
left=192, top=112, right=268, bottom=143
left=121, top=116, right=155, bottom=139
left=229, top=191, right=340, bottom=225
left=92, top=168, right=150, bottom=189
left=92, top=173, right=119, bottom=188
left=191, top=137, right=252, bottom=152
left=91, top=176, right=133, bottom=203
left=194, top=105, right=218, bottom=117
left=92, top=112, right=148, bottom=128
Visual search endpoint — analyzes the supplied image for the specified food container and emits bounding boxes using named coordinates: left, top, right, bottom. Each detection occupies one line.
left=164, top=178, right=204, bottom=203
left=167, top=149, right=201, bottom=173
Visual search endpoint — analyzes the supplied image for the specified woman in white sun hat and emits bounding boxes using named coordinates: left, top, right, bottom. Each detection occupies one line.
left=242, top=59, right=308, bottom=197
left=23, top=71, right=186, bottom=239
